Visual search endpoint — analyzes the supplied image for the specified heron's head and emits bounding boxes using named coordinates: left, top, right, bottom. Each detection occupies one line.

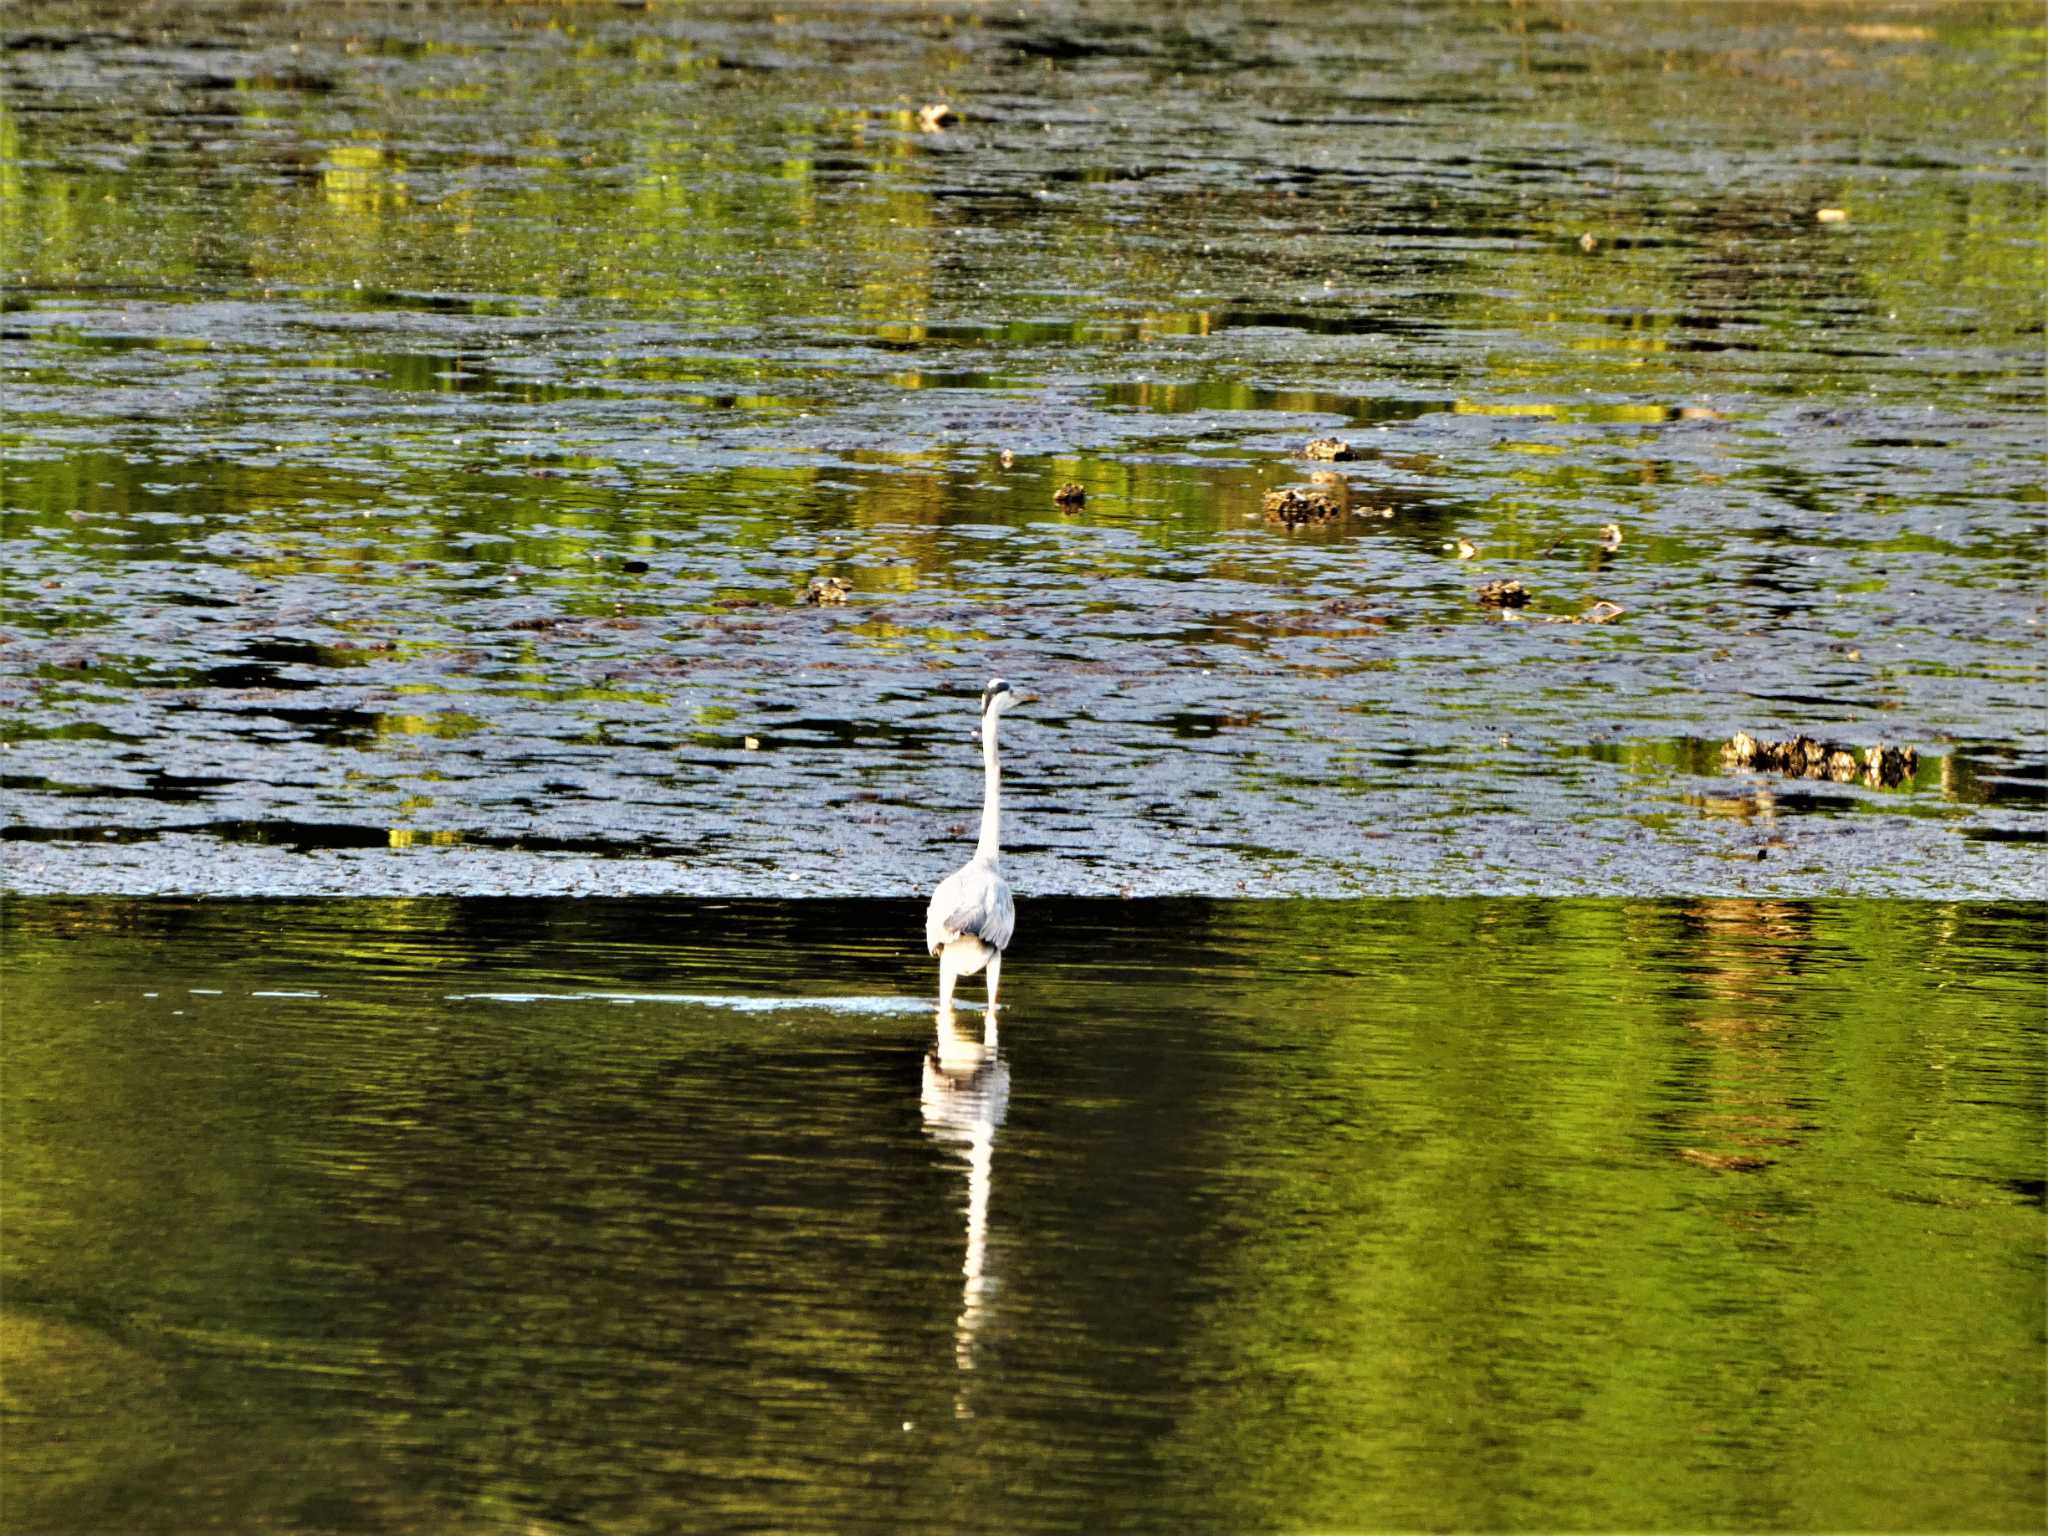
left=981, top=677, right=1026, bottom=718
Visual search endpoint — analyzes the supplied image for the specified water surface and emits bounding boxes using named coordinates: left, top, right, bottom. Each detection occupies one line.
left=4, top=1, right=2044, bottom=899
left=6, top=895, right=2044, bottom=1532
left=2, top=7, right=2044, bottom=1530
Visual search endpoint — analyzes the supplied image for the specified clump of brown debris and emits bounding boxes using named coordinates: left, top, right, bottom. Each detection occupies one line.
left=1261, top=486, right=1345, bottom=526
left=1724, top=732, right=1917, bottom=788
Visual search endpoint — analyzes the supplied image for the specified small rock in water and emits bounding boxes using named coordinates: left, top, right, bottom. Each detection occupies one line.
left=1679, top=1147, right=1773, bottom=1173
left=1475, top=579, right=1529, bottom=608
left=998, top=449, right=1015, bottom=469
left=1815, top=206, right=1849, bottom=224
left=1453, top=537, right=1478, bottom=560
left=1052, top=481, right=1086, bottom=506
left=1578, top=231, right=1599, bottom=252
left=917, top=103, right=959, bottom=132
left=1261, top=486, right=1344, bottom=526
left=1598, top=523, right=1623, bottom=550
left=1864, top=742, right=1918, bottom=788
left=801, top=576, right=852, bottom=605
left=1302, top=436, right=1354, bottom=462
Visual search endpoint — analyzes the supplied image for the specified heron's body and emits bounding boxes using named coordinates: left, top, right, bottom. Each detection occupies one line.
left=926, top=679, right=1023, bottom=1010
left=925, top=860, right=1013, bottom=1002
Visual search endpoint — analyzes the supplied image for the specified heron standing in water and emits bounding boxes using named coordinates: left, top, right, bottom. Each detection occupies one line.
left=925, top=678, right=1025, bottom=1012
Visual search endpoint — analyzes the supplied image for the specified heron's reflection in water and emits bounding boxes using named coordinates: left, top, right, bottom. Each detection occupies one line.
left=919, top=1005, right=1010, bottom=1404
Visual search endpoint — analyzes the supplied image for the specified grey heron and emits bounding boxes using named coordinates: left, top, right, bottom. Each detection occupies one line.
left=925, top=678, right=1025, bottom=1011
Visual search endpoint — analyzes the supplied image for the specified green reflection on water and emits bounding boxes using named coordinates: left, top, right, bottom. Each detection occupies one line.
left=5, top=4, right=2041, bottom=345
left=3, top=896, right=2041, bottom=1533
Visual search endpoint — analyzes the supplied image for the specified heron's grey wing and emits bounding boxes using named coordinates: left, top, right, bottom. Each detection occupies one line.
left=976, top=874, right=1015, bottom=951
left=926, top=863, right=1015, bottom=954
left=925, top=864, right=972, bottom=954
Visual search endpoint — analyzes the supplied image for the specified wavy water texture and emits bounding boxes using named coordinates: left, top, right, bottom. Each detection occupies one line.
left=3, top=3, right=2043, bottom=898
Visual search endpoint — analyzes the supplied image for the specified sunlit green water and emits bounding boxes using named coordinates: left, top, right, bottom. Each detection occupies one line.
left=5, top=896, right=2042, bottom=1532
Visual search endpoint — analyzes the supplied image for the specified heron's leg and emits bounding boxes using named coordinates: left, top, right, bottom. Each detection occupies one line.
left=937, top=948, right=958, bottom=1012
left=985, top=951, right=1002, bottom=1008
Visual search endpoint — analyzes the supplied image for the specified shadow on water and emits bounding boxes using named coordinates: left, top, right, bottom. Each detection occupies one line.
left=4, top=894, right=2044, bottom=1533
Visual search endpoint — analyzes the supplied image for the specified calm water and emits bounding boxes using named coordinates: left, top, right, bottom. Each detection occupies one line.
left=5, top=896, right=2043, bottom=1533
left=2, top=1, right=2044, bottom=898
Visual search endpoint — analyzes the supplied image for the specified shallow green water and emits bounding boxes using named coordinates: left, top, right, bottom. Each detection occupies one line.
left=5, top=896, right=2042, bottom=1532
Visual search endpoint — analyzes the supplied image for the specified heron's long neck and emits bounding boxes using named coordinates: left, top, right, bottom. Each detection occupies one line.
left=973, top=713, right=1001, bottom=865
